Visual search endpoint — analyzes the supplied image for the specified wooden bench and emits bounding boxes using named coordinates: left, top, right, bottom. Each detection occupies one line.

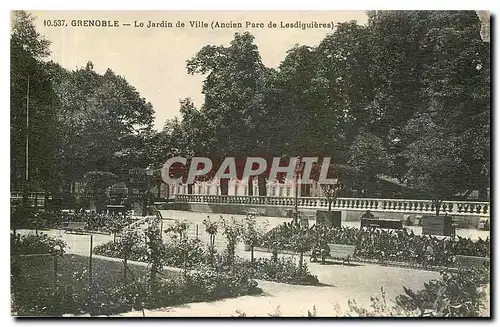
left=246, top=208, right=264, bottom=216
left=361, top=218, right=403, bottom=230
left=310, top=243, right=356, bottom=265
left=455, top=255, right=490, bottom=269
left=62, top=221, right=87, bottom=234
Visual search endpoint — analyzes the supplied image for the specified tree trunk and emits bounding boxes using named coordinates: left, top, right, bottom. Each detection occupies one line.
left=157, top=182, right=161, bottom=199
left=365, top=178, right=374, bottom=198
left=299, top=251, right=304, bottom=276
left=220, top=179, right=229, bottom=195
left=248, top=176, right=253, bottom=196
left=328, top=199, right=333, bottom=211
left=250, top=245, right=254, bottom=263
left=123, top=256, right=128, bottom=282
left=258, top=175, right=267, bottom=196
left=434, top=198, right=441, bottom=216
left=44, top=192, right=49, bottom=211
left=479, top=186, right=488, bottom=201
left=272, top=248, right=278, bottom=263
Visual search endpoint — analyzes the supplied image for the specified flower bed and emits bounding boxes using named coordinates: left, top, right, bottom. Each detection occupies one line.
left=11, top=252, right=261, bottom=316
left=261, top=223, right=490, bottom=267
left=94, top=237, right=319, bottom=286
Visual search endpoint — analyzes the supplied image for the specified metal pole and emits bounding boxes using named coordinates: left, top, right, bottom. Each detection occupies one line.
left=53, top=255, right=58, bottom=287
left=89, top=234, right=93, bottom=287
left=294, top=160, right=300, bottom=223
left=25, top=77, right=29, bottom=183
left=88, top=234, right=94, bottom=314
left=160, top=218, right=164, bottom=241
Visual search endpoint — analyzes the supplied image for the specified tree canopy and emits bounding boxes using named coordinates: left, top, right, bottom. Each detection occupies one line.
left=11, top=11, right=490, bottom=202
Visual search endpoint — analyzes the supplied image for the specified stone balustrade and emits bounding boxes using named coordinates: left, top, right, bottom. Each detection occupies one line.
left=174, top=194, right=490, bottom=217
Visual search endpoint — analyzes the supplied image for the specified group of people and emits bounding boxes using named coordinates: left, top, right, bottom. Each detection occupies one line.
left=360, top=210, right=377, bottom=219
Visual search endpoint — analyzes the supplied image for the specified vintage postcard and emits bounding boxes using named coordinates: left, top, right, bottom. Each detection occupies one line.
left=10, top=10, right=490, bottom=317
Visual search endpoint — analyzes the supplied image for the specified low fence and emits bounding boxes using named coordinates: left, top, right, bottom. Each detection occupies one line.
left=174, top=194, right=489, bottom=217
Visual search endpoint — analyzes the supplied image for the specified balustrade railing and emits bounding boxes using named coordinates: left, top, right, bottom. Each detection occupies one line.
left=174, top=194, right=489, bottom=216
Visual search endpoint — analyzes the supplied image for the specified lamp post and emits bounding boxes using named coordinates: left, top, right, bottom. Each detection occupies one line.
left=293, top=157, right=303, bottom=224
left=22, top=77, right=30, bottom=207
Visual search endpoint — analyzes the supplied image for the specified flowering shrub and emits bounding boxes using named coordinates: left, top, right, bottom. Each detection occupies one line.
left=203, top=216, right=218, bottom=250
left=164, top=219, right=190, bottom=239
left=242, top=214, right=268, bottom=262
left=220, top=216, right=244, bottom=265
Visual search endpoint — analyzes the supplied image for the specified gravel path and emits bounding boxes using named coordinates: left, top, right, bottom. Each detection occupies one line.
left=17, top=221, right=442, bottom=317
left=17, top=210, right=485, bottom=317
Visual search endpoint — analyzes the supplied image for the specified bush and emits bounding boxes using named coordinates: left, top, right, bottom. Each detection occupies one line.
left=93, top=239, right=149, bottom=262
left=184, top=264, right=260, bottom=301
left=164, top=238, right=205, bottom=268
left=246, top=256, right=319, bottom=285
left=93, top=237, right=205, bottom=268
left=11, top=232, right=67, bottom=256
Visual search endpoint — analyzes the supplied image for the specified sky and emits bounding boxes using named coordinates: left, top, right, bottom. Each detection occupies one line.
left=29, top=11, right=368, bottom=130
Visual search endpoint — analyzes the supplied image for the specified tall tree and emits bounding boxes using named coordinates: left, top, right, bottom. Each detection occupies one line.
left=399, top=11, right=490, bottom=203
left=187, top=32, right=270, bottom=195
left=315, top=22, right=375, bottom=159
left=348, top=131, right=393, bottom=197
left=10, top=11, right=60, bottom=194
left=47, top=62, right=155, bottom=191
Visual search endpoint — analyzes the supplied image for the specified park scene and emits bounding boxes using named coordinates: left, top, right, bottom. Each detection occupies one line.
left=10, top=10, right=490, bottom=317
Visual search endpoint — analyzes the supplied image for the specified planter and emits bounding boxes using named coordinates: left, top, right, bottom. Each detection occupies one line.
left=316, top=210, right=341, bottom=228
left=421, top=215, right=455, bottom=236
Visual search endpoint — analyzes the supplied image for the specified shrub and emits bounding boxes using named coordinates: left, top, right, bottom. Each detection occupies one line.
left=11, top=232, right=67, bottom=256
left=248, top=256, right=319, bottom=285
left=164, top=238, right=205, bottom=268
left=220, top=216, right=244, bottom=265
left=94, top=237, right=205, bottom=270
left=93, top=236, right=149, bottom=262
left=184, top=264, right=260, bottom=301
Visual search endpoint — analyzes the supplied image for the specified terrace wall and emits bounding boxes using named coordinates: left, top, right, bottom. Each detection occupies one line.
left=164, top=195, right=489, bottom=229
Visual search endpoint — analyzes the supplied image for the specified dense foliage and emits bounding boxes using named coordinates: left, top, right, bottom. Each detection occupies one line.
left=11, top=232, right=67, bottom=256
left=262, top=223, right=490, bottom=267
left=160, top=11, right=490, bottom=201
